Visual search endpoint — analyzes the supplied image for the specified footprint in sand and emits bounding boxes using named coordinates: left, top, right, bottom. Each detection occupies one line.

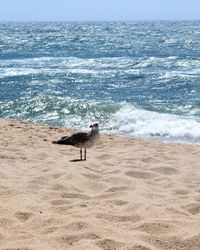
left=83, top=173, right=102, bottom=180
left=195, top=196, right=200, bottom=203
left=96, top=238, right=124, bottom=250
left=143, top=234, right=200, bottom=250
left=107, top=199, right=128, bottom=206
left=29, top=177, right=48, bottom=186
left=125, top=170, right=156, bottom=179
left=106, top=186, right=133, bottom=193
left=142, top=156, right=160, bottom=164
left=194, top=188, right=200, bottom=193
left=50, top=199, right=71, bottom=206
left=172, top=189, right=190, bottom=195
left=95, top=192, right=120, bottom=200
left=151, top=166, right=178, bottom=175
left=66, top=221, right=90, bottom=231
left=135, top=221, right=175, bottom=235
left=49, top=183, right=67, bottom=191
left=182, top=203, right=200, bottom=215
left=51, top=173, right=65, bottom=179
left=58, top=233, right=99, bottom=247
left=61, top=192, right=90, bottom=200
left=14, top=211, right=32, bottom=222
left=96, top=154, right=110, bottom=160
left=2, top=248, right=31, bottom=250
left=130, top=244, right=153, bottom=250
left=96, top=213, right=141, bottom=223
left=42, top=226, right=58, bottom=234
left=0, top=217, right=15, bottom=228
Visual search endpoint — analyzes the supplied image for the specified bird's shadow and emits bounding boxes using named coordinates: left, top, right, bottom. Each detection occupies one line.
left=70, top=159, right=86, bottom=162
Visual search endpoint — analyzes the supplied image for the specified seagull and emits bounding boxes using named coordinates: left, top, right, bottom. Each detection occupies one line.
left=52, top=123, right=99, bottom=161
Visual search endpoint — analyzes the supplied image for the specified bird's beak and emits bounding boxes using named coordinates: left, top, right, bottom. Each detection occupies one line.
left=89, top=124, right=93, bottom=128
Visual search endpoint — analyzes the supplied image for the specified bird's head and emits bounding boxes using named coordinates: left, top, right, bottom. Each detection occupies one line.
left=89, top=123, right=99, bottom=129
left=89, top=123, right=99, bottom=138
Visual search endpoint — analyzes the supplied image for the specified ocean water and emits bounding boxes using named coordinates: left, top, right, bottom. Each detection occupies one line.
left=0, top=21, right=200, bottom=144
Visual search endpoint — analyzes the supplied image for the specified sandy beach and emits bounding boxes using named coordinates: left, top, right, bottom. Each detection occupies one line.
left=1, top=118, right=200, bottom=250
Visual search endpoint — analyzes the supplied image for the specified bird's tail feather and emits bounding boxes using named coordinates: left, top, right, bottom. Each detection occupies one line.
left=52, top=140, right=58, bottom=144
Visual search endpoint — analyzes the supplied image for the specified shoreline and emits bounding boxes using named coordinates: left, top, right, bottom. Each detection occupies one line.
left=1, top=118, right=200, bottom=250
left=2, top=117, right=199, bottom=147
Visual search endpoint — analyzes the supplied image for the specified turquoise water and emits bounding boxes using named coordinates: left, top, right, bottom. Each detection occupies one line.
left=0, top=21, right=200, bottom=143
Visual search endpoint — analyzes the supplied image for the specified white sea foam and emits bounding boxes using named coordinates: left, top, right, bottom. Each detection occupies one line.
left=0, top=68, right=37, bottom=78
left=114, top=104, right=200, bottom=144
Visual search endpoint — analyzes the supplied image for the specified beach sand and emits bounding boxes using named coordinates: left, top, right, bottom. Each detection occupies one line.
left=1, top=118, right=200, bottom=250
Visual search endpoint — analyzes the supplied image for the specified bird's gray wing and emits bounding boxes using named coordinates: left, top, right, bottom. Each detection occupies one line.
left=52, top=132, right=89, bottom=145
left=66, top=132, right=89, bottom=145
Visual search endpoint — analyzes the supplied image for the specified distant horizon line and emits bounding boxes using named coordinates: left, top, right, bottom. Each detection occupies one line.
left=0, top=19, right=200, bottom=23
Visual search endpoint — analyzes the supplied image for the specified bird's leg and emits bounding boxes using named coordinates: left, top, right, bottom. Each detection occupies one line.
left=80, top=148, right=82, bottom=161
left=84, top=149, right=86, bottom=161
left=84, top=148, right=86, bottom=161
